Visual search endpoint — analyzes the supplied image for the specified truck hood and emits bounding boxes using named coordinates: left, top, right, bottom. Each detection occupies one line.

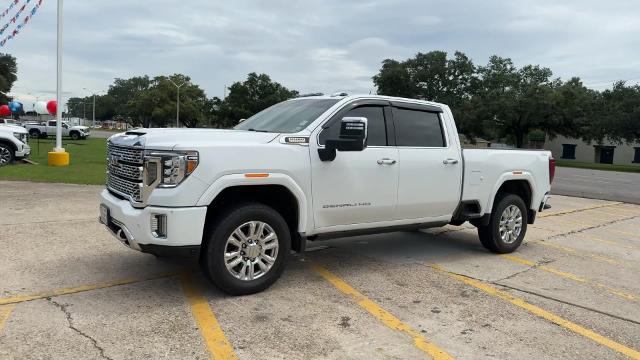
left=108, top=128, right=279, bottom=150
left=0, top=124, right=27, bottom=134
left=72, top=125, right=89, bottom=131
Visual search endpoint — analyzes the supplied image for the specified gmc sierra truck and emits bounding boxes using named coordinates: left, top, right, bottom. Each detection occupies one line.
left=25, top=120, right=90, bottom=140
left=0, top=124, right=30, bottom=166
left=100, top=94, right=554, bottom=295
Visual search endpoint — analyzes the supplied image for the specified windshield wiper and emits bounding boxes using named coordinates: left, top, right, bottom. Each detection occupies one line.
left=246, top=128, right=270, bottom=133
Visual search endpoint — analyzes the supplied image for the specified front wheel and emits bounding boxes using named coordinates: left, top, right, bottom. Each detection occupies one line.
left=70, top=131, right=80, bottom=140
left=0, top=143, right=14, bottom=166
left=477, top=193, right=527, bottom=253
left=201, top=203, right=291, bottom=295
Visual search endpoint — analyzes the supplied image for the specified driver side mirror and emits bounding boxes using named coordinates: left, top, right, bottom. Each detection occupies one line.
left=318, top=117, right=368, bottom=161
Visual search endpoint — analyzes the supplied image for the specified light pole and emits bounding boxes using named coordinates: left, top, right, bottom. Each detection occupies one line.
left=85, top=89, right=105, bottom=128
left=47, top=0, right=69, bottom=166
left=167, top=78, right=187, bottom=128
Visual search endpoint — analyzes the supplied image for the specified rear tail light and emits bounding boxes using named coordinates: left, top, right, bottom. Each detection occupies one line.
left=549, top=157, right=556, bottom=184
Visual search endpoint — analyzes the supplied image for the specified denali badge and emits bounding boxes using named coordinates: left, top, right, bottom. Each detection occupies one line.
left=284, top=136, right=309, bottom=144
left=322, top=202, right=371, bottom=209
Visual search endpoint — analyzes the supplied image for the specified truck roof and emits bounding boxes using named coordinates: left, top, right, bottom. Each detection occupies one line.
left=293, top=94, right=446, bottom=109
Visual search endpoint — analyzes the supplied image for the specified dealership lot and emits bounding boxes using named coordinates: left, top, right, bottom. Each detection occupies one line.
left=1, top=181, right=639, bottom=359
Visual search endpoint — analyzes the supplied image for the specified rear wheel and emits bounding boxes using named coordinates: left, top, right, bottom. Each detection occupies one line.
left=29, top=129, right=40, bottom=138
left=477, top=193, right=527, bottom=253
left=0, top=143, right=13, bottom=166
left=201, top=203, right=290, bottom=295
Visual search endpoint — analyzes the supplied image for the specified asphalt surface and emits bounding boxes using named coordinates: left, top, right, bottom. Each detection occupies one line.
left=553, top=167, right=640, bottom=204
left=1, top=181, right=639, bottom=359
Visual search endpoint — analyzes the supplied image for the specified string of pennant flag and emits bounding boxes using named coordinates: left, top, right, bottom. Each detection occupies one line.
left=0, top=0, right=43, bottom=47
left=0, top=0, right=20, bottom=20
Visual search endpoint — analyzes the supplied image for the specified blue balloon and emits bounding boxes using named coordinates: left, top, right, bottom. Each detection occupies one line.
left=8, top=101, right=22, bottom=112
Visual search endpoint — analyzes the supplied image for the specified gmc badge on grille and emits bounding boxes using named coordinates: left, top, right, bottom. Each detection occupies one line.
left=109, top=154, right=122, bottom=167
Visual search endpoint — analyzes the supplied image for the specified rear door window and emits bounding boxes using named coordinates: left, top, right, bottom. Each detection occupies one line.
left=393, top=108, right=446, bottom=147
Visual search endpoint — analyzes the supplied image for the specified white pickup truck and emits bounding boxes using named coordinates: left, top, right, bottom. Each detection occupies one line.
left=100, top=95, right=554, bottom=295
left=25, top=120, right=90, bottom=140
left=0, top=124, right=30, bottom=166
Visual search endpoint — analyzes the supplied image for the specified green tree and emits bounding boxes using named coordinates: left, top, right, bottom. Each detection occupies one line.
left=128, top=74, right=212, bottom=128
left=372, top=51, right=478, bottom=137
left=0, top=53, right=17, bottom=104
left=213, top=72, right=298, bottom=128
left=471, top=57, right=558, bottom=148
left=595, top=81, right=640, bottom=144
left=548, top=77, right=598, bottom=141
left=108, top=76, right=151, bottom=125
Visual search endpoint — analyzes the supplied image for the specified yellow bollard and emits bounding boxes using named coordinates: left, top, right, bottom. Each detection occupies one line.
left=48, top=150, right=70, bottom=166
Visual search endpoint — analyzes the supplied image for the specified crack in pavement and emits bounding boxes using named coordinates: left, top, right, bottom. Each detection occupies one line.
left=493, top=283, right=640, bottom=326
left=546, top=214, right=640, bottom=240
left=46, top=298, right=114, bottom=360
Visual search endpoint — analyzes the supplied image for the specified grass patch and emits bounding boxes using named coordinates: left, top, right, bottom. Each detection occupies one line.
left=556, top=159, right=640, bottom=173
left=0, top=138, right=107, bottom=185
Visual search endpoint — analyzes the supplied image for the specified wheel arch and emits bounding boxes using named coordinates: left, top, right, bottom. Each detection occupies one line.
left=197, top=173, right=309, bottom=251
left=0, top=139, right=17, bottom=153
left=487, top=176, right=535, bottom=224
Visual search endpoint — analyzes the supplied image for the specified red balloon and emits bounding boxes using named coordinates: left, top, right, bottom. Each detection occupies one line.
left=0, top=105, right=11, bottom=116
left=46, top=100, right=57, bottom=115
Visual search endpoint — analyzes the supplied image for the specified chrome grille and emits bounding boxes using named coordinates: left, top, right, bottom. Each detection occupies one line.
left=108, top=163, right=142, bottom=181
left=107, top=172, right=142, bottom=202
left=107, top=144, right=144, bottom=164
left=106, top=144, right=144, bottom=203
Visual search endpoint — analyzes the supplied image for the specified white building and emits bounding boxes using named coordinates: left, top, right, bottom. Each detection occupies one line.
left=545, top=135, right=640, bottom=165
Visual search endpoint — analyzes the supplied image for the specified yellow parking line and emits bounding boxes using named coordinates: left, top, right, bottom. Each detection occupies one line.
left=500, top=254, right=636, bottom=302
left=179, top=274, right=238, bottom=360
left=538, top=202, right=622, bottom=218
left=576, top=233, right=637, bottom=250
left=0, top=272, right=179, bottom=306
left=0, top=304, right=16, bottom=332
left=429, top=264, right=640, bottom=360
left=310, top=262, right=454, bottom=360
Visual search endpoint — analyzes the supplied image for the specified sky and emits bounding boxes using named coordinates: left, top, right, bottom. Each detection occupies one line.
left=3, top=0, right=640, bottom=105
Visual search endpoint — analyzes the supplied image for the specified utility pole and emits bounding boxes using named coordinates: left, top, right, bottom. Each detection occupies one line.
left=90, top=90, right=104, bottom=128
left=167, top=78, right=187, bottom=127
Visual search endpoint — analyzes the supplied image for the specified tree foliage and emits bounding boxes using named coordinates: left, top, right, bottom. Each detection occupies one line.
left=212, top=72, right=298, bottom=128
left=371, top=50, right=640, bottom=147
left=0, top=53, right=17, bottom=104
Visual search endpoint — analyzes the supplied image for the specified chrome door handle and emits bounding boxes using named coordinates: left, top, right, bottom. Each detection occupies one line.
left=443, top=158, right=459, bottom=165
left=377, top=158, right=397, bottom=165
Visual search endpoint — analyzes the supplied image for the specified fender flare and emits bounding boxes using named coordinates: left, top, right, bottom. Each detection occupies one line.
left=484, top=171, right=537, bottom=214
left=196, top=173, right=310, bottom=232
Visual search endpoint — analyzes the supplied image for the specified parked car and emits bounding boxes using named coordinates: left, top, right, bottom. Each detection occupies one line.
left=0, top=118, right=24, bottom=126
left=24, top=120, right=90, bottom=140
left=99, top=94, right=554, bottom=295
left=0, top=124, right=30, bottom=166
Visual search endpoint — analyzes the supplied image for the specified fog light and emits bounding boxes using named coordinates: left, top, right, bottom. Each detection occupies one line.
left=151, top=214, right=167, bottom=238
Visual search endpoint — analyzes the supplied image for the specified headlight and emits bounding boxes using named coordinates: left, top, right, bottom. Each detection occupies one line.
left=143, top=150, right=199, bottom=188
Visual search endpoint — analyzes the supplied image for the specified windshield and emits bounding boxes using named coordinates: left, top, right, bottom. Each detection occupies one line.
left=235, top=99, right=339, bottom=133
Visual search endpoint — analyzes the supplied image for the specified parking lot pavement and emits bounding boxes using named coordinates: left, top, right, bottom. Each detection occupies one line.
left=1, top=181, right=639, bottom=360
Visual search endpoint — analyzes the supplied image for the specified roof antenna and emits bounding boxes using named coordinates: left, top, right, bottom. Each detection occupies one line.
left=369, top=89, right=372, bottom=95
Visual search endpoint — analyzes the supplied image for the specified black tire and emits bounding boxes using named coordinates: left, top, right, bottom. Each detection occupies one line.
left=70, top=131, right=80, bottom=140
left=0, top=142, right=14, bottom=166
left=477, top=193, right=527, bottom=253
left=201, top=203, right=291, bottom=295
left=29, top=129, right=40, bottom=138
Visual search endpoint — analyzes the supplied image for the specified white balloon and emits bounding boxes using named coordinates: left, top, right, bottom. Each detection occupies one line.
left=34, top=101, right=49, bottom=115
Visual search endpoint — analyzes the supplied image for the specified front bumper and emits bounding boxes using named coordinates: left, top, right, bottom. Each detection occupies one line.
left=15, top=143, right=30, bottom=159
left=99, top=189, right=208, bottom=252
